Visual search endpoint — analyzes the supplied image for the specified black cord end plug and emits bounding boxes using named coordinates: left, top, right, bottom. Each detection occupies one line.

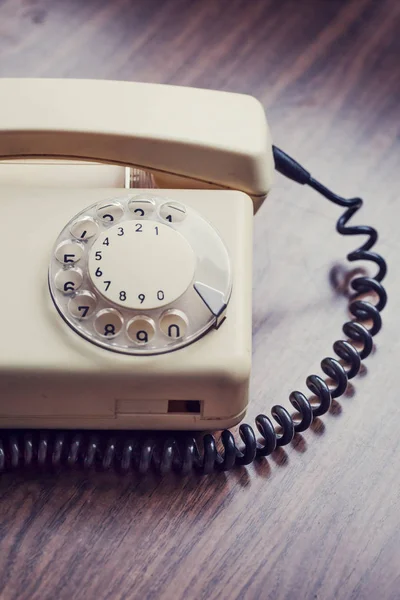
left=272, top=145, right=311, bottom=185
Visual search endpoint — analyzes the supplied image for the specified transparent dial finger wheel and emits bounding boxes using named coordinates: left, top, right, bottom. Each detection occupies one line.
left=49, top=194, right=232, bottom=355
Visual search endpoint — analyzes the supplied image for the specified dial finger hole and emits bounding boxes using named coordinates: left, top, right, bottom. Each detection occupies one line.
left=55, top=268, right=83, bottom=294
left=94, top=308, right=123, bottom=339
left=128, top=197, right=156, bottom=219
left=96, top=202, right=124, bottom=224
left=68, top=291, right=97, bottom=319
left=70, top=217, right=98, bottom=240
left=127, top=316, right=156, bottom=345
left=160, top=309, right=188, bottom=339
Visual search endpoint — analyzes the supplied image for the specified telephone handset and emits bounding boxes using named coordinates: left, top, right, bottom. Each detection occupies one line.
left=0, top=79, right=387, bottom=474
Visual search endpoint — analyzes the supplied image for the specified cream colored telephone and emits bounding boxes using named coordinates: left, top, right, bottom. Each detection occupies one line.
left=0, top=78, right=274, bottom=431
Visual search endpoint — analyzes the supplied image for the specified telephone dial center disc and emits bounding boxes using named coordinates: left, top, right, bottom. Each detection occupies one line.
left=48, top=194, right=232, bottom=355
left=88, top=220, right=196, bottom=310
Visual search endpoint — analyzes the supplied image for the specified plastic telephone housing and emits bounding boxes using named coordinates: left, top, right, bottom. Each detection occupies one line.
left=0, top=187, right=252, bottom=430
left=0, top=78, right=273, bottom=430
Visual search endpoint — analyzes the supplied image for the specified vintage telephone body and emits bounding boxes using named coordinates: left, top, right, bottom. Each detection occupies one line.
left=0, top=79, right=387, bottom=473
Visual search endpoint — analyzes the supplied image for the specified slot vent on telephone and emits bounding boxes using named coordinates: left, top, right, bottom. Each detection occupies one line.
left=167, top=400, right=201, bottom=414
left=115, top=399, right=202, bottom=416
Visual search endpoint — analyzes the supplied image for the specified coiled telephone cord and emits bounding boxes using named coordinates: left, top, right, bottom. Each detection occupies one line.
left=0, top=147, right=387, bottom=475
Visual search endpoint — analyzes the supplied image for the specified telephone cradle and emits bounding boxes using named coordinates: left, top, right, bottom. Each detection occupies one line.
left=0, top=79, right=387, bottom=474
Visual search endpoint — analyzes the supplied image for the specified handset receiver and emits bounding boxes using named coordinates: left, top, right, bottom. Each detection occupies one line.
left=0, top=78, right=273, bottom=211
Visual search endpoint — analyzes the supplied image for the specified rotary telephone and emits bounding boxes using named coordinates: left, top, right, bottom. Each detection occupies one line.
left=0, top=79, right=387, bottom=474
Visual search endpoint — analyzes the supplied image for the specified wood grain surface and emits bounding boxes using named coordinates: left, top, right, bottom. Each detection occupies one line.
left=0, top=0, right=399, bottom=598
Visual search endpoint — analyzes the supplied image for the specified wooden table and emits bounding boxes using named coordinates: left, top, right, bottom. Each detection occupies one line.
left=0, top=1, right=399, bottom=598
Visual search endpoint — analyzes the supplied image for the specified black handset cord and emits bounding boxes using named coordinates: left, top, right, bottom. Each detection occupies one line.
left=0, top=147, right=388, bottom=475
